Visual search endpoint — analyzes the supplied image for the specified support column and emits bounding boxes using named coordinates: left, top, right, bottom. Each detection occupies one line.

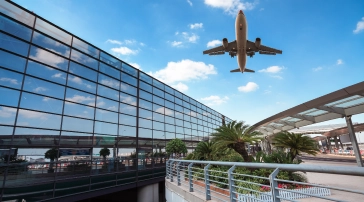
left=326, top=137, right=332, bottom=153
left=339, top=137, right=344, bottom=149
left=137, top=183, right=159, bottom=202
left=345, top=116, right=363, bottom=167
left=334, top=136, right=339, bottom=150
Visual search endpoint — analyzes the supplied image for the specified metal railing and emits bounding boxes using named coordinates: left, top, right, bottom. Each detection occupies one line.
left=166, top=159, right=364, bottom=202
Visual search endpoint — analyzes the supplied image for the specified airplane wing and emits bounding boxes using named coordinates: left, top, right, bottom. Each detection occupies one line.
left=203, top=40, right=237, bottom=55
left=246, top=40, right=282, bottom=55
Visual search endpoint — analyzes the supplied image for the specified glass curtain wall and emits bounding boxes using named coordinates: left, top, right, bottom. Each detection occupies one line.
left=0, top=1, right=232, bottom=201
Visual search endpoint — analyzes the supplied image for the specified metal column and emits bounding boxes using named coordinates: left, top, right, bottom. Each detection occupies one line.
left=345, top=116, right=363, bottom=167
left=334, top=136, right=339, bottom=150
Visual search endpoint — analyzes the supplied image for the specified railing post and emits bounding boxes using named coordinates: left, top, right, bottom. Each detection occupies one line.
left=177, top=161, right=182, bottom=186
left=166, top=160, right=170, bottom=179
left=170, top=160, right=174, bottom=182
left=204, top=163, right=211, bottom=200
left=269, top=168, right=281, bottom=202
left=188, top=163, right=194, bottom=192
left=228, top=165, right=236, bottom=202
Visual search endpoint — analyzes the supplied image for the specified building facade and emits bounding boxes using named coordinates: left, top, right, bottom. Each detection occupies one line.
left=0, top=0, right=232, bottom=201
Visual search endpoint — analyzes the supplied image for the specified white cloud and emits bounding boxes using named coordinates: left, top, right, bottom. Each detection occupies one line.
left=149, top=59, right=217, bottom=84
left=96, top=101, right=105, bottom=107
left=106, top=39, right=122, bottom=45
left=34, top=87, right=47, bottom=92
left=337, top=59, right=344, bottom=65
left=111, top=47, right=138, bottom=55
left=171, top=41, right=183, bottom=47
left=190, top=23, right=203, bottom=29
left=182, top=32, right=199, bottom=43
left=258, top=66, right=283, bottom=73
left=51, top=73, right=63, bottom=78
left=201, top=95, right=229, bottom=106
left=66, top=95, right=94, bottom=104
left=171, top=82, right=189, bottom=92
left=42, top=97, right=55, bottom=102
left=238, top=82, right=259, bottom=92
left=69, top=76, right=83, bottom=84
left=0, top=107, right=16, bottom=118
left=312, top=66, right=322, bottom=72
left=204, top=0, right=256, bottom=15
left=29, top=48, right=66, bottom=68
left=0, top=77, right=19, bottom=85
left=187, top=0, right=193, bottom=6
left=207, top=40, right=221, bottom=47
left=353, top=17, right=364, bottom=34
left=100, top=79, right=119, bottom=88
left=140, top=42, right=145, bottom=46
left=18, top=109, right=48, bottom=120
left=129, top=62, right=141, bottom=70
left=263, top=90, right=271, bottom=94
left=270, top=75, right=283, bottom=79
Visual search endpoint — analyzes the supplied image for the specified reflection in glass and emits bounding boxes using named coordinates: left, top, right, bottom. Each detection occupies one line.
left=94, top=121, right=117, bottom=135
left=99, top=62, right=120, bottom=80
left=121, top=72, right=137, bottom=86
left=62, top=116, right=93, bottom=133
left=16, top=109, right=62, bottom=129
left=61, top=131, right=93, bottom=146
left=35, top=18, right=72, bottom=45
left=153, top=121, right=164, bottom=131
left=0, top=106, right=17, bottom=125
left=67, top=74, right=96, bottom=94
left=139, top=72, right=152, bottom=84
left=119, top=114, right=136, bottom=126
left=119, top=103, right=136, bottom=116
left=165, top=116, right=174, bottom=125
left=69, top=62, right=97, bottom=81
left=0, top=32, right=29, bottom=56
left=165, top=124, right=175, bottom=133
left=119, top=92, right=136, bottom=106
left=165, top=132, right=175, bottom=140
left=71, top=49, right=98, bottom=70
left=139, top=128, right=152, bottom=138
left=153, top=130, right=165, bottom=139
left=26, top=61, right=66, bottom=85
left=14, top=127, right=59, bottom=136
left=0, top=87, right=20, bottom=107
left=153, top=79, right=164, bottom=90
left=96, top=97, right=118, bottom=112
left=0, top=1, right=35, bottom=27
left=119, top=125, right=136, bottom=137
left=0, top=50, right=27, bottom=73
left=139, top=81, right=152, bottom=92
left=98, top=73, right=119, bottom=90
left=72, top=37, right=99, bottom=59
left=23, top=76, right=65, bottom=99
left=20, top=92, right=63, bottom=114
left=63, top=101, right=94, bottom=119
left=95, top=109, right=118, bottom=123
left=29, top=46, right=68, bottom=70
left=0, top=15, right=32, bottom=41
left=139, top=118, right=152, bottom=129
left=153, top=87, right=164, bottom=98
left=153, top=112, right=164, bottom=122
left=93, top=134, right=116, bottom=147
left=97, top=85, right=118, bottom=101
left=100, top=52, right=121, bottom=69
left=65, top=87, right=95, bottom=106
left=139, top=99, right=152, bottom=110
left=120, top=83, right=137, bottom=96
left=0, top=68, right=23, bottom=89
left=121, top=63, right=138, bottom=77
left=32, top=31, right=70, bottom=57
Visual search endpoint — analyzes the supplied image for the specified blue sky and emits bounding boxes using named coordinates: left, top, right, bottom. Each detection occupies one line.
left=12, top=0, right=364, bottom=126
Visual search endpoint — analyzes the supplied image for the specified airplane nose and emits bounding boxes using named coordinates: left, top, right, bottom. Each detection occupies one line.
left=239, top=10, right=243, bottom=14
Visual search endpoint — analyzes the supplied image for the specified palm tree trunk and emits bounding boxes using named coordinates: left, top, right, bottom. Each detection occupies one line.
left=234, top=142, right=250, bottom=162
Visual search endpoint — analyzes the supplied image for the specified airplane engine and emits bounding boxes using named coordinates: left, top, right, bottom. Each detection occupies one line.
left=255, top=37, right=261, bottom=48
left=222, top=38, right=229, bottom=49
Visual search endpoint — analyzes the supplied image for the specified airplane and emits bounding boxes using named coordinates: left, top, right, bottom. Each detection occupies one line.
left=203, top=10, right=282, bottom=73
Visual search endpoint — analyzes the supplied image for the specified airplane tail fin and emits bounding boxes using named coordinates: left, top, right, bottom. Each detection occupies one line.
left=229, top=68, right=255, bottom=73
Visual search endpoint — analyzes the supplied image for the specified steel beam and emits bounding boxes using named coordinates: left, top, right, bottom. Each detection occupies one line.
left=291, top=114, right=316, bottom=123
left=345, top=116, right=363, bottom=167
left=316, top=106, right=346, bottom=116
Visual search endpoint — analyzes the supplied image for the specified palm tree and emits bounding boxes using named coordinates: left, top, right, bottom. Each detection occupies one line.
left=194, top=141, right=215, bottom=161
left=211, top=121, right=262, bottom=162
left=99, top=147, right=110, bottom=162
left=272, top=131, right=319, bottom=161
left=45, top=148, right=59, bottom=173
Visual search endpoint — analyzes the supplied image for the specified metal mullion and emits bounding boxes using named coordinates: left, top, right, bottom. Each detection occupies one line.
left=135, top=69, right=140, bottom=182
left=1, top=14, right=37, bottom=200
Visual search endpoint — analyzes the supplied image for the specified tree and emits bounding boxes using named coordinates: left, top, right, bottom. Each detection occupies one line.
left=272, top=131, right=319, bottom=161
left=194, top=140, right=215, bottom=161
left=211, top=121, right=262, bottom=162
left=166, top=139, right=187, bottom=159
left=99, top=147, right=110, bottom=162
left=44, top=148, right=59, bottom=172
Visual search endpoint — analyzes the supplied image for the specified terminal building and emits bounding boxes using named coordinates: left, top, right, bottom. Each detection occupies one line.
left=0, top=1, right=232, bottom=201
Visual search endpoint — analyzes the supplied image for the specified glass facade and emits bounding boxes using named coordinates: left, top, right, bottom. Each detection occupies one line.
left=0, top=1, right=232, bottom=201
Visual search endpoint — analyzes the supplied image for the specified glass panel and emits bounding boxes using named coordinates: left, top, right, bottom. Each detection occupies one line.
left=70, top=49, right=98, bottom=70
left=0, top=50, right=26, bottom=72
left=153, top=95, right=164, bottom=105
left=0, top=87, right=20, bottom=107
left=100, top=51, right=121, bottom=69
left=61, top=131, right=93, bottom=146
left=65, top=87, right=95, bottom=106
left=29, top=46, right=68, bottom=70
left=139, top=128, right=152, bottom=138
left=32, top=31, right=70, bottom=57
left=97, top=85, right=118, bottom=101
left=153, top=79, right=164, bottom=90
left=153, top=87, right=164, bottom=98
left=153, top=121, right=164, bottom=131
left=94, top=121, right=117, bottom=135
left=119, top=103, right=136, bottom=116
left=121, top=72, right=137, bottom=86
left=0, top=106, right=17, bottom=125
left=121, top=63, right=138, bottom=77
left=93, top=135, right=116, bottom=148
left=165, top=116, right=174, bottom=125
left=175, top=97, right=182, bottom=105
left=153, top=104, right=164, bottom=114
left=26, top=60, right=66, bottom=84
left=0, top=1, right=35, bottom=27
left=175, top=119, right=183, bottom=126
left=98, top=73, right=119, bottom=90
left=16, top=109, right=62, bottom=129
left=62, top=116, right=93, bottom=133
left=119, top=114, right=136, bottom=126
left=13, top=128, right=59, bottom=146
left=23, top=76, right=65, bottom=99
left=183, top=101, right=190, bottom=109
left=72, top=37, right=99, bottom=59
left=183, top=94, right=189, bottom=102
left=165, top=100, right=174, bottom=110
left=139, top=72, right=152, bottom=84
left=139, top=99, right=152, bottom=110
left=99, top=62, right=120, bottom=80
left=96, top=97, right=118, bottom=112
left=67, top=74, right=96, bottom=94
left=20, top=92, right=63, bottom=114
left=165, top=124, right=175, bottom=132
left=165, top=132, right=175, bottom=140
left=139, top=90, right=152, bottom=100
left=119, top=125, right=136, bottom=137
left=69, top=62, right=97, bottom=81
left=153, top=130, right=165, bottom=139
left=175, top=111, right=183, bottom=119
left=139, top=109, right=152, bottom=120
left=153, top=112, right=164, bottom=122
left=0, top=68, right=23, bottom=89
left=63, top=101, right=94, bottom=120
left=0, top=126, right=13, bottom=145
left=120, top=83, right=137, bottom=96
left=175, top=91, right=182, bottom=99
left=35, top=18, right=72, bottom=45
left=139, top=118, right=152, bottom=129
left=0, top=32, right=29, bottom=56
left=95, top=108, right=118, bottom=123
left=139, top=81, right=152, bottom=92
left=119, top=92, right=136, bottom=106
left=0, top=15, right=32, bottom=41
left=165, top=86, right=174, bottom=95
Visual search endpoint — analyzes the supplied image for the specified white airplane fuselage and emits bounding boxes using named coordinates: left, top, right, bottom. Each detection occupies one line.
left=235, top=11, right=247, bottom=72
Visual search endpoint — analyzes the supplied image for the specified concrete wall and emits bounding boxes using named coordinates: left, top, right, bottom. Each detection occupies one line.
left=137, top=183, right=159, bottom=202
